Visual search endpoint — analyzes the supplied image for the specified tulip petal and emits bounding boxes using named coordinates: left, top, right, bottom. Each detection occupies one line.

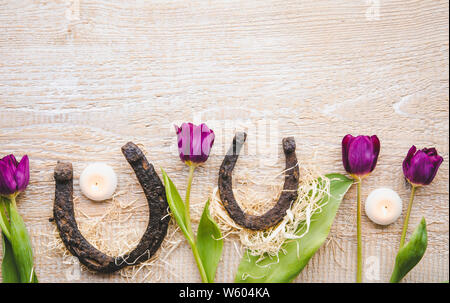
left=402, top=145, right=416, bottom=177
left=347, top=136, right=375, bottom=176
left=403, top=146, right=443, bottom=186
left=408, top=151, right=435, bottom=185
left=424, top=154, right=443, bottom=185
left=370, top=135, right=380, bottom=172
left=191, top=124, right=203, bottom=163
left=2, top=155, right=18, bottom=174
left=423, top=147, right=437, bottom=156
left=201, top=126, right=215, bottom=162
left=0, top=160, right=17, bottom=196
left=174, top=124, right=181, bottom=135
left=15, top=155, right=30, bottom=192
left=1, top=154, right=18, bottom=165
left=174, top=122, right=215, bottom=165
left=177, top=123, right=192, bottom=162
left=341, top=134, right=354, bottom=173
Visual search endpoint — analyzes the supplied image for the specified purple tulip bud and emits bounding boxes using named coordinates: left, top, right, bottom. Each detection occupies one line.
left=0, top=154, right=30, bottom=197
left=175, top=123, right=215, bottom=165
left=342, top=134, right=380, bottom=178
left=402, top=145, right=443, bottom=186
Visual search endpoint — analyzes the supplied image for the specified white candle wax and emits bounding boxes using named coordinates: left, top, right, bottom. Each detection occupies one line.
left=365, top=187, right=402, bottom=225
left=79, top=163, right=117, bottom=201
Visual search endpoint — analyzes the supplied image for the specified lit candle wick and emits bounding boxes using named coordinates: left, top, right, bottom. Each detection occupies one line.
left=365, top=188, right=402, bottom=225
left=80, top=163, right=117, bottom=201
left=382, top=204, right=389, bottom=216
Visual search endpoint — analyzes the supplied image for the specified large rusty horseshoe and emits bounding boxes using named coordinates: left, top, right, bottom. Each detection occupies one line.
left=53, top=142, right=169, bottom=273
left=218, top=132, right=299, bottom=231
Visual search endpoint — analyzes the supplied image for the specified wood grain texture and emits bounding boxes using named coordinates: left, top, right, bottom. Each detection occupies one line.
left=0, top=0, right=448, bottom=282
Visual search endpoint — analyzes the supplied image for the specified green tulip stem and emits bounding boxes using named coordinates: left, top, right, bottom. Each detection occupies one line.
left=0, top=197, right=11, bottom=240
left=356, top=178, right=362, bottom=283
left=184, top=164, right=209, bottom=283
left=399, top=186, right=417, bottom=249
left=184, top=165, right=196, bottom=237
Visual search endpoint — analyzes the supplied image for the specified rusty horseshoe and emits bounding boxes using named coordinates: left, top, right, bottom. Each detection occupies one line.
left=53, top=142, right=169, bottom=273
left=218, top=132, right=299, bottom=230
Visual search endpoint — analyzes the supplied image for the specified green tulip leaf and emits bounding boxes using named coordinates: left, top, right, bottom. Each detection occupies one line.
left=7, top=203, right=37, bottom=283
left=390, top=217, right=427, bottom=283
left=2, top=233, right=20, bottom=283
left=197, top=199, right=223, bottom=283
left=161, top=169, right=193, bottom=244
left=235, top=173, right=353, bottom=283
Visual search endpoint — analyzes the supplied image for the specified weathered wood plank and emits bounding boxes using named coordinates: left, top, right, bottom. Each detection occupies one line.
left=0, top=0, right=448, bottom=282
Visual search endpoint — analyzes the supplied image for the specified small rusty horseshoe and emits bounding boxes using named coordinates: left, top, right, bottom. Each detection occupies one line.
left=218, top=132, right=299, bottom=231
left=53, top=142, right=169, bottom=273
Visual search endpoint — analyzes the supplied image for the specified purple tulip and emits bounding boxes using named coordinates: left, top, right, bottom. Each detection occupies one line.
left=402, top=146, right=443, bottom=186
left=0, top=154, right=30, bottom=197
left=342, top=134, right=380, bottom=178
left=175, top=122, right=215, bottom=165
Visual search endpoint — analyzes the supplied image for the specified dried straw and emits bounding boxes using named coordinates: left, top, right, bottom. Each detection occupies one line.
left=43, top=181, right=183, bottom=282
left=209, top=160, right=330, bottom=257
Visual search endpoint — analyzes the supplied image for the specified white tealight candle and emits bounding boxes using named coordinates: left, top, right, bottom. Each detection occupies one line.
left=365, top=187, right=402, bottom=225
left=79, top=163, right=117, bottom=201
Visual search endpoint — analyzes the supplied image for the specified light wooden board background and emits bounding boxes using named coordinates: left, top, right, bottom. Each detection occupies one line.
left=0, top=0, right=448, bottom=283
